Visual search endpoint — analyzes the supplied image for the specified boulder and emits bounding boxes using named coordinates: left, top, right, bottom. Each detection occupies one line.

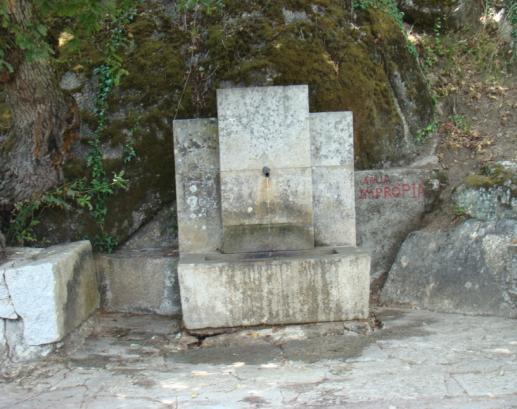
left=453, top=162, right=516, bottom=221
left=397, top=0, right=484, bottom=29
left=33, top=0, right=434, bottom=247
left=355, top=168, right=442, bottom=279
left=381, top=219, right=517, bottom=318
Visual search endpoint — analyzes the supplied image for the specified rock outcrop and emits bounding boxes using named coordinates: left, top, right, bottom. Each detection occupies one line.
left=21, top=0, right=434, bottom=247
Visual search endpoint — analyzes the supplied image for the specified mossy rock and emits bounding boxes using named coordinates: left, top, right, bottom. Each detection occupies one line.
left=32, top=0, right=435, bottom=248
left=397, top=0, right=483, bottom=29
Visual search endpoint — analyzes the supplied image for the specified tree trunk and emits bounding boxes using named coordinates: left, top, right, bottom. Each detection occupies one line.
left=0, top=0, right=79, bottom=207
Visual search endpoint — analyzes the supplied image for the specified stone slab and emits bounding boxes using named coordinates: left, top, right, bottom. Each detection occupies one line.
left=178, top=246, right=370, bottom=329
left=312, top=167, right=356, bottom=246
left=173, top=118, right=222, bottom=254
left=217, top=85, right=311, bottom=171
left=310, top=111, right=354, bottom=167
left=217, top=86, right=314, bottom=252
left=381, top=219, right=517, bottom=318
left=220, top=168, right=314, bottom=226
left=3, top=241, right=99, bottom=346
left=355, top=168, right=441, bottom=276
left=96, top=249, right=181, bottom=316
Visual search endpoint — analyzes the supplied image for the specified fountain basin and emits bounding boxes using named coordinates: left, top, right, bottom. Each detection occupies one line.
left=178, top=246, right=370, bottom=330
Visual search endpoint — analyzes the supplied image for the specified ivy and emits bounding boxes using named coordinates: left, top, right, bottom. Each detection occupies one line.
left=7, top=3, right=137, bottom=253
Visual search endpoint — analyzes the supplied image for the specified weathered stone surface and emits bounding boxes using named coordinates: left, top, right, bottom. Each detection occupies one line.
left=178, top=247, right=370, bottom=330
left=312, top=167, right=356, bottom=246
left=174, top=109, right=358, bottom=253
left=173, top=118, right=222, bottom=254
left=96, top=249, right=181, bottom=316
left=2, top=310, right=517, bottom=408
left=217, top=85, right=311, bottom=171
left=453, top=163, right=516, bottom=221
left=0, top=277, right=16, bottom=319
left=4, top=241, right=99, bottom=345
left=121, top=206, right=178, bottom=250
left=220, top=168, right=314, bottom=227
left=1, top=248, right=43, bottom=319
left=3, top=319, right=54, bottom=362
left=382, top=219, right=517, bottom=318
left=453, top=185, right=516, bottom=221
left=0, top=319, right=6, bottom=361
left=221, top=167, right=315, bottom=252
left=355, top=168, right=441, bottom=276
left=311, top=111, right=356, bottom=247
left=217, top=86, right=314, bottom=252
left=310, top=112, right=354, bottom=167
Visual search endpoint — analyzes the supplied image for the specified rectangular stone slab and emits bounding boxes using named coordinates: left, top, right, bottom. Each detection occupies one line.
left=173, top=118, right=222, bottom=254
left=178, top=246, right=370, bottom=329
left=217, top=85, right=311, bottom=171
left=217, top=85, right=314, bottom=252
left=310, top=112, right=356, bottom=246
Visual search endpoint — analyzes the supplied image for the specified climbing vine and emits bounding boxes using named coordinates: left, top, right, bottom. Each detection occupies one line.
left=8, top=4, right=137, bottom=252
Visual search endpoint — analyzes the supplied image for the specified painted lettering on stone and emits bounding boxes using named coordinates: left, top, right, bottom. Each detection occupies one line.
left=358, top=175, right=425, bottom=200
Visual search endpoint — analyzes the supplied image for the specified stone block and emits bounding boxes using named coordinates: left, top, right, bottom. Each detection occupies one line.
left=175, top=172, right=222, bottom=254
left=178, top=246, right=370, bottom=330
left=3, top=241, right=99, bottom=346
left=312, top=167, right=356, bottom=246
left=310, top=111, right=353, bottom=167
left=217, top=85, right=311, bottom=171
left=355, top=168, right=441, bottom=275
left=220, top=168, right=314, bottom=226
left=173, top=118, right=219, bottom=175
left=96, top=249, right=181, bottom=316
left=381, top=219, right=517, bottom=318
left=1, top=248, right=42, bottom=320
left=173, top=118, right=222, bottom=254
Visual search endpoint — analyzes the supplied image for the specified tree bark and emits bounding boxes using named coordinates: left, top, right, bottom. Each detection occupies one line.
left=0, top=0, right=79, bottom=207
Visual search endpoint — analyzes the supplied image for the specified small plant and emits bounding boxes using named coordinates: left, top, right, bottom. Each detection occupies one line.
left=453, top=205, right=467, bottom=217
left=450, top=114, right=470, bottom=133
left=415, top=120, right=438, bottom=144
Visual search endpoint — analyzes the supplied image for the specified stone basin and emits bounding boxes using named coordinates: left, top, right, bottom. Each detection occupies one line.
left=178, top=246, right=370, bottom=330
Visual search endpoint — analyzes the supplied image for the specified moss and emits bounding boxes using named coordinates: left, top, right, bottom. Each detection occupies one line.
left=464, top=175, right=497, bottom=189
left=465, top=165, right=516, bottom=190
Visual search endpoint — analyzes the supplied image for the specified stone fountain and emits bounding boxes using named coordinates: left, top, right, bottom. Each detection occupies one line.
left=173, top=85, right=370, bottom=330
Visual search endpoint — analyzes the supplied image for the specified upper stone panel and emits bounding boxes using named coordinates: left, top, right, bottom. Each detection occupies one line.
left=217, top=85, right=311, bottom=171
left=310, top=112, right=353, bottom=167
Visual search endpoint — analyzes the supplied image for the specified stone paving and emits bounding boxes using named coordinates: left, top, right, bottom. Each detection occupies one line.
left=0, top=308, right=516, bottom=408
